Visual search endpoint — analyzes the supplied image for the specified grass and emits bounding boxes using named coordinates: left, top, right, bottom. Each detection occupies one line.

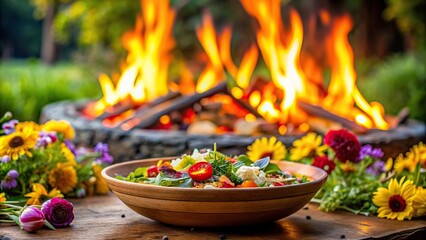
left=0, top=59, right=101, bottom=121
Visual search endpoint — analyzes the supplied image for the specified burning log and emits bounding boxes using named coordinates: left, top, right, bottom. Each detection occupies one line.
left=127, top=81, right=229, bottom=129
left=297, top=101, right=368, bottom=133
left=96, top=91, right=181, bottom=121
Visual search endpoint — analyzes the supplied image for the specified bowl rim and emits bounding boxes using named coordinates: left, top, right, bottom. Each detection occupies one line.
left=102, top=157, right=328, bottom=194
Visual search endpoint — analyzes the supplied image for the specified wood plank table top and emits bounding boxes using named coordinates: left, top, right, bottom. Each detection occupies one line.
left=1, top=193, right=425, bottom=240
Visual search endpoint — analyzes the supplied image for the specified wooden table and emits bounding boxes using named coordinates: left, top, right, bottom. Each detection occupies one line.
left=1, top=193, right=425, bottom=239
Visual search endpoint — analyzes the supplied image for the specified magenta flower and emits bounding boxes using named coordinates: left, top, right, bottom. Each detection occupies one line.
left=2, top=119, right=18, bottom=134
left=20, top=206, right=46, bottom=232
left=324, top=129, right=361, bottom=163
left=41, top=197, right=74, bottom=228
left=1, top=169, right=19, bottom=189
left=36, top=131, right=58, bottom=148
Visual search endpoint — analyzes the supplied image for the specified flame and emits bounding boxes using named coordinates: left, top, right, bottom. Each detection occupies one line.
left=90, top=0, right=175, bottom=116
left=324, top=15, right=389, bottom=130
left=241, top=1, right=315, bottom=124
left=195, top=12, right=258, bottom=94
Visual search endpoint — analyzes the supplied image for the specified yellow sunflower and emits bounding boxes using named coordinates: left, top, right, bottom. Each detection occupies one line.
left=15, top=121, right=41, bottom=133
left=340, top=161, right=356, bottom=172
left=61, top=143, right=76, bottom=166
left=24, top=183, right=48, bottom=205
left=290, top=133, right=327, bottom=161
left=412, top=142, right=426, bottom=169
left=412, top=186, right=426, bottom=217
left=247, top=136, right=286, bottom=161
left=92, top=164, right=109, bottom=194
left=43, top=120, right=75, bottom=140
left=48, top=163, right=78, bottom=194
left=394, top=152, right=418, bottom=173
left=0, top=128, right=38, bottom=160
left=0, top=192, right=6, bottom=202
left=373, top=177, right=416, bottom=220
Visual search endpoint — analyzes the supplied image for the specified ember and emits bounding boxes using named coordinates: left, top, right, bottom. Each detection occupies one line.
left=82, top=0, right=397, bottom=136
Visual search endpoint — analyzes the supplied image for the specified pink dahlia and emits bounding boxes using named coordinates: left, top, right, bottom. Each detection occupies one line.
left=324, top=129, right=361, bottom=163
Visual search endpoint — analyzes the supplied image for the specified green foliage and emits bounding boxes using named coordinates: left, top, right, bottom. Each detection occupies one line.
left=357, top=51, right=426, bottom=123
left=0, top=60, right=101, bottom=121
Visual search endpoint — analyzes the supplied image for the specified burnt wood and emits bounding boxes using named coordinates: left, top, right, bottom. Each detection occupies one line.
left=298, top=101, right=368, bottom=133
left=132, top=81, right=229, bottom=129
left=1, top=194, right=425, bottom=239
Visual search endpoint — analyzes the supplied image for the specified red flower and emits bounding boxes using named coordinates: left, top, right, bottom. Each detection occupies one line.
left=324, top=129, right=361, bottom=163
left=312, top=156, right=336, bottom=174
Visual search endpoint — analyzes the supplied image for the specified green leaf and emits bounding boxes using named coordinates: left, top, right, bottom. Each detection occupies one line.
left=133, top=167, right=148, bottom=178
left=9, top=214, right=22, bottom=228
left=44, top=220, right=56, bottom=230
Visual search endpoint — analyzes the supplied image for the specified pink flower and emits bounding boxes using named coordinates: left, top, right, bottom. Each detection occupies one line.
left=20, top=206, right=45, bottom=232
left=312, top=156, right=336, bottom=174
left=41, top=197, right=74, bottom=228
left=324, top=129, right=361, bottom=163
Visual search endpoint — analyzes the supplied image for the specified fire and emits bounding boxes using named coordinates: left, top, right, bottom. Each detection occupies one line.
left=89, top=0, right=175, bottom=116
left=240, top=0, right=315, bottom=124
left=86, top=0, right=390, bottom=133
left=241, top=0, right=389, bottom=130
left=195, top=12, right=258, bottom=94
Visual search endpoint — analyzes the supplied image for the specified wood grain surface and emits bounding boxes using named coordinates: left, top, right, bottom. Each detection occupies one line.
left=1, top=193, right=425, bottom=240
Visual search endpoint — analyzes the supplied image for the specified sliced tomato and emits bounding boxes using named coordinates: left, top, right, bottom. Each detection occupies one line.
left=237, top=180, right=258, bottom=188
left=188, top=162, right=213, bottom=181
left=147, top=165, right=159, bottom=177
left=219, top=175, right=235, bottom=188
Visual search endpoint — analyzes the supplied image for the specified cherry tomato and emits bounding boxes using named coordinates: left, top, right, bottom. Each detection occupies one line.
left=147, top=165, right=159, bottom=177
left=188, top=162, right=213, bottom=181
left=237, top=180, right=258, bottom=188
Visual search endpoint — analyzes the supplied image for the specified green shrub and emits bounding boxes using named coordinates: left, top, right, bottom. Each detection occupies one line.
left=357, top=51, right=426, bottom=123
left=0, top=60, right=101, bottom=121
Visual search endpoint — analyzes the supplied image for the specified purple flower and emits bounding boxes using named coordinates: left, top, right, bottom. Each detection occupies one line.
left=64, top=140, right=77, bottom=155
left=357, top=145, right=384, bottom=162
left=366, top=161, right=386, bottom=176
left=35, top=131, right=58, bottom=148
left=41, top=197, right=74, bottom=228
left=2, top=119, right=18, bottom=134
left=1, top=155, right=10, bottom=163
left=1, top=169, right=19, bottom=189
left=94, top=142, right=113, bottom=165
left=20, top=206, right=46, bottom=232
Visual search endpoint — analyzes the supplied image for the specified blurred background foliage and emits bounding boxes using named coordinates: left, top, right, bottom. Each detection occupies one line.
left=0, top=0, right=425, bottom=123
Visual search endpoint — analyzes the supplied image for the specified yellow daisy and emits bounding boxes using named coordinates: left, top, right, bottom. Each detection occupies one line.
left=373, top=177, right=416, bottom=220
left=247, top=136, right=287, bottom=161
left=48, top=163, right=78, bottom=194
left=61, top=143, right=76, bottom=166
left=394, top=152, right=418, bottom=173
left=0, top=128, right=38, bottom=160
left=412, top=142, right=426, bottom=169
left=25, top=183, right=48, bottom=205
left=289, top=133, right=327, bottom=161
left=0, top=192, right=6, bottom=202
left=43, top=120, right=75, bottom=140
left=412, top=186, right=426, bottom=217
left=15, top=121, right=41, bottom=133
left=92, top=164, right=109, bottom=194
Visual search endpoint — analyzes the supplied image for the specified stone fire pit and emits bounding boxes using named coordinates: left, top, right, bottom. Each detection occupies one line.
left=41, top=100, right=425, bottom=163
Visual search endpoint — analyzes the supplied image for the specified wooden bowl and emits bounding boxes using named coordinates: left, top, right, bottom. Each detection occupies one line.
left=102, top=157, right=328, bottom=227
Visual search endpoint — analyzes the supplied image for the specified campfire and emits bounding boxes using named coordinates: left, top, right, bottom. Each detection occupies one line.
left=80, top=0, right=397, bottom=136
left=40, top=0, right=424, bottom=161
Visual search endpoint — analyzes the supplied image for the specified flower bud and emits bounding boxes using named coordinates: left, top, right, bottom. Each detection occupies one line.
left=41, top=197, right=74, bottom=228
left=20, top=206, right=46, bottom=232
